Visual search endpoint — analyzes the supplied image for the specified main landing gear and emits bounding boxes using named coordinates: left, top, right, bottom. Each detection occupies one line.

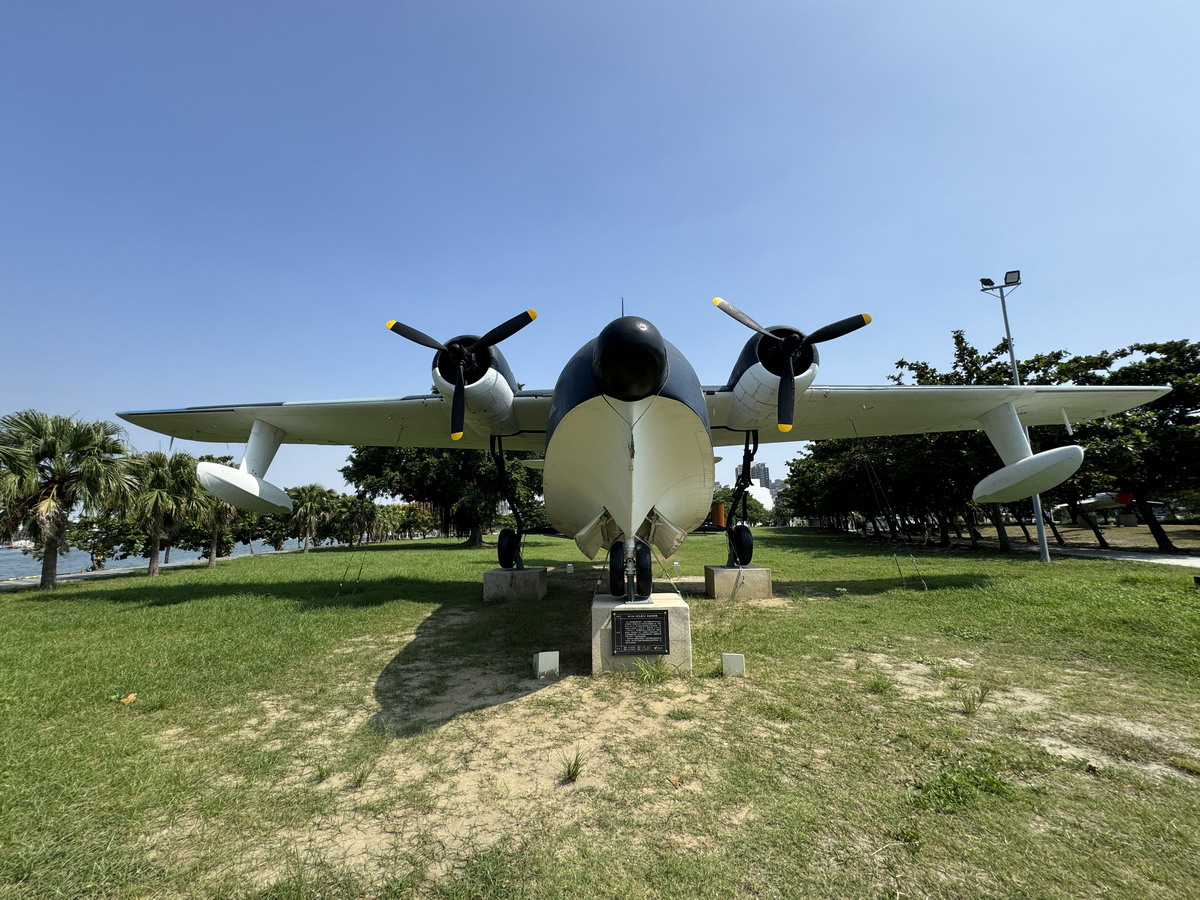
left=609, top=538, right=652, bottom=602
left=491, top=436, right=524, bottom=571
left=725, top=431, right=758, bottom=568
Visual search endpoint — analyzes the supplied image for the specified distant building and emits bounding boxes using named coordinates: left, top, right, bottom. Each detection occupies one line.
left=737, top=462, right=771, bottom=487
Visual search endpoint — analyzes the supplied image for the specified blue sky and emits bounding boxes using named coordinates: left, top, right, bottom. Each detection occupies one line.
left=3, top=2, right=1197, bottom=491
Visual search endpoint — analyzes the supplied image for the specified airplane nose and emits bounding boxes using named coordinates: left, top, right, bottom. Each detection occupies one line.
left=592, top=317, right=668, bottom=401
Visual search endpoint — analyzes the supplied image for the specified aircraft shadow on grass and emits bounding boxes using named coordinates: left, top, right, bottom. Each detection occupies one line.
left=366, top=565, right=594, bottom=737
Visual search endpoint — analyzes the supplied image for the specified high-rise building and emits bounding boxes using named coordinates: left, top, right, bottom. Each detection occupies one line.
left=738, top=462, right=771, bottom=486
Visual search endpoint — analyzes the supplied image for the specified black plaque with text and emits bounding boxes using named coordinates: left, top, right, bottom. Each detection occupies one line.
left=611, top=610, right=670, bottom=655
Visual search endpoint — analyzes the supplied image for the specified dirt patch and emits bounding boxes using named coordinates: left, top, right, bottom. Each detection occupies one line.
left=217, top=677, right=721, bottom=886
left=147, top=600, right=730, bottom=890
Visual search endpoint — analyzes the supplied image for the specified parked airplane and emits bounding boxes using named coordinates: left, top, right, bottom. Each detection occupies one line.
left=119, top=299, right=1170, bottom=600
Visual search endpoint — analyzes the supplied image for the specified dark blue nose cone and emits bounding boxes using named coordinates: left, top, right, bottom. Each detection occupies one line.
left=592, top=317, right=668, bottom=401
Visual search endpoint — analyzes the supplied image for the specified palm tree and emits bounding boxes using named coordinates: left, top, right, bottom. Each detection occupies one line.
left=0, top=410, right=133, bottom=591
left=126, top=450, right=203, bottom=576
left=287, top=484, right=337, bottom=552
left=193, top=490, right=239, bottom=567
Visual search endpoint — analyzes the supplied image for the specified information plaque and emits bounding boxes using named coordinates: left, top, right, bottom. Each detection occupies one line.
left=611, top=610, right=671, bottom=655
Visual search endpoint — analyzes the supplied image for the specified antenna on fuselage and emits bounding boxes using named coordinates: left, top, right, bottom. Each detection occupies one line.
left=621, top=296, right=625, bottom=316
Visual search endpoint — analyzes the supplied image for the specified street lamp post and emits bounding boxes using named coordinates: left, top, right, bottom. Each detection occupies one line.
left=979, top=270, right=1052, bottom=562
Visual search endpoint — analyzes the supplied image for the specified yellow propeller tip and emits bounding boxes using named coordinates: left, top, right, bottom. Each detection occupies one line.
left=386, top=320, right=397, bottom=329
left=527, top=309, right=538, bottom=320
left=712, top=297, right=723, bottom=306
left=451, top=432, right=464, bottom=441
left=778, top=424, right=793, bottom=433
left=862, top=313, right=873, bottom=325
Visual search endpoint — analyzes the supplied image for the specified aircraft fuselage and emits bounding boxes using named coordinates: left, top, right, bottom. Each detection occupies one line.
left=543, top=317, right=714, bottom=559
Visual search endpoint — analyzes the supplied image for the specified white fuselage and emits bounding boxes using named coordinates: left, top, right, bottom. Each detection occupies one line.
left=543, top=394, right=714, bottom=559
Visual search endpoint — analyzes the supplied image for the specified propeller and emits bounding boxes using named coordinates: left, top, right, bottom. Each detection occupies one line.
left=713, top=297, right=871, bottom=432
left=386, top=309, right=537, bottom=440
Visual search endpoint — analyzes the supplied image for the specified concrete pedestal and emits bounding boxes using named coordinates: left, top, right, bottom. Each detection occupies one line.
left=704, top=565, right=773, bottom=600
left=482, top=567, right=547, bottom=602
left=591, top=593, right=692, bottom=674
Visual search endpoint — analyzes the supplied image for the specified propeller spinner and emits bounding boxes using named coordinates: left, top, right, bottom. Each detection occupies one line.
left=713, top=297, right=871, bottom=432
left=386, top=310, right=537, bottom=440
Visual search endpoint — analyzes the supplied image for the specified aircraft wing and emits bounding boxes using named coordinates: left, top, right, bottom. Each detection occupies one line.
left=121, top=383, right=1169, bottom=454
left=117, top=393, right=553, bottom=453
left=706, top=383, right=1171, bottom=447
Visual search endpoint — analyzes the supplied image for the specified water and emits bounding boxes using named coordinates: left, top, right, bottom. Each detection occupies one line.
left=0, top=539, right=302, bottom=582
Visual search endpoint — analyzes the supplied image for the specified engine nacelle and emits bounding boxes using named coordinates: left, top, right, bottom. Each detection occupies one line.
left=432, top=359, right=518, bottom=433
left=725, top=361, right=819, bottom=431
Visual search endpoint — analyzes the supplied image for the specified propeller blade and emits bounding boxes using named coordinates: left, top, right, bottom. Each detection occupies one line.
left=803, top=313, right=872, bottom=346
left=712, top=297, right=778, bottom=340
left=386, top=320, right=447, bottom=352
left=450, top=365, right=466, bottom=441
left=470, top=309, right=538, bottom=352
left=777, top=356, right=795, bottom=432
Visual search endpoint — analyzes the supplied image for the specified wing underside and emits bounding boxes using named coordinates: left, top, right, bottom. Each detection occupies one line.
left=117, top=393, right=553, bottom=452
left=120, top=384, right=1168, bottom=454
left=706, top=384, right=1170, bottom=446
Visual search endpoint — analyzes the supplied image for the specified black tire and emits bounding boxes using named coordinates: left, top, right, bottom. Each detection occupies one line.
left=730, top=524, right=754, bottom=566
left=635, top=541, right=653, bottom=597
left=609, top=540, right=625, bottom=596
left=497, top=528, right=518, bottom=569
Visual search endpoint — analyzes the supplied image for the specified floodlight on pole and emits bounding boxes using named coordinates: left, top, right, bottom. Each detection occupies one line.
left=979, top=269, right=1051, bottom=562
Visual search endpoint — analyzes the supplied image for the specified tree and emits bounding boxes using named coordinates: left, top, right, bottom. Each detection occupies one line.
left=126, top=450, right=204, bottom=576
left=712, top=486, right=769, bottom=526
left=776, top=332, right=1197, bottom=553
left=287, top=484, right=338, bottom=551
left=330, top=494, right=378, bottom=547
left=193, top=454, right=239, bottom=566
left=341, top=447, right=542, bottom=547
left=0, top=411, right=133, bottom=590
left=1069, top=341, right=1200, bottom=551
left=65, top=514, right=144, bottom=571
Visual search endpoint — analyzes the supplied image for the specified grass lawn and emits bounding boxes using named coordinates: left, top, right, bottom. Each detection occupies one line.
left=2, top=530, right=1198, bottom=899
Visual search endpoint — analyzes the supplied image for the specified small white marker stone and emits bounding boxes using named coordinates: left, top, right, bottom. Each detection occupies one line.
left=532, top=651, right=560, bottom=680
left=722, top=653, right=746, bottom=678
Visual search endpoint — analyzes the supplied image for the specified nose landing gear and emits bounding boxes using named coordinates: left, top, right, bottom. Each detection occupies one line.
left=609, top=538, right=653, bottom=602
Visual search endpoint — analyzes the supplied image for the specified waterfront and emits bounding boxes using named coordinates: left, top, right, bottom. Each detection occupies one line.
left=0, top=540, right=302, bottom=582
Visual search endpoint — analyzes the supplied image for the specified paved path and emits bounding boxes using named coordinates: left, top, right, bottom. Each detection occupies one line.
left=1034, top=545, right=1200, bottom=569
left=950, top=538, right=1200, bottom=569
left=0, top=558, right=211, bottom=592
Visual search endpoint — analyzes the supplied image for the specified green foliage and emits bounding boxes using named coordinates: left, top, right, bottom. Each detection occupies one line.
left=341, top=446, right=543, bottom=542
left=712, top=486, right=769, bottom=525
left=287, top=484, right=339, bottom=551
left=65, top=514, right=145, bottom=570
left=777, top=334, right=1200, bottom=553
left=125, top=450, right=204, bottom=576
left=0, top=410, right=134, bottom=589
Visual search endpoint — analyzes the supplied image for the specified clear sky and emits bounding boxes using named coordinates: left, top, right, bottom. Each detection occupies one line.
left=3, top=2, right=1197, bottom=491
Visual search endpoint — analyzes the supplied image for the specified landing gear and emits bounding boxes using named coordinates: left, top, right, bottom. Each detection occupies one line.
left=497, top=528, right=519, bottom=569
left=728, top=523, right=754, bottom=567
left=609, top=540, right=625, bottom=596
left=635, top=540, right=653, bottom=597
left=725, top=431, right=758, bottom=568
left=490, top=436, right=524, bottom=570
left=610, top=538, right=653, bottom=600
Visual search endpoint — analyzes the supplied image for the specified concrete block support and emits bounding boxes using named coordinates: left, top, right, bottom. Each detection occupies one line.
left=482, top=567, right=548, bottom=603
left=532, top=651, right=560, bottom=679
left=591, top=594, right=692, bottom=675
left=704, top=565, right=773, bottom=600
